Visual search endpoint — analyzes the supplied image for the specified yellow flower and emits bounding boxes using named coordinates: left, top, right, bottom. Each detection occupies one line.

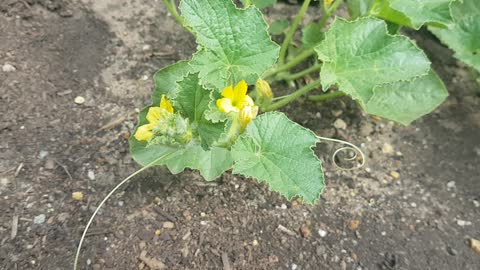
left=134, top=95, right=174, bottom=141
left=216, top=80, right=255, bottom=113
left=324, top=0, right=334, bottom=7
left=256, top=79, right=273, bottom=100
left=239, top=105, right=258, bottom=130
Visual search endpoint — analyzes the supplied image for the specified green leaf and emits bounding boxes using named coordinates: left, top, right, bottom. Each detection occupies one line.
left=366, top=71, right=449, bottom=125
left=241, top=0, right=277, bottom=9
left=180, top=0, right=280, bottom=89
left=370, top=0, right=452, bottom=29
left=347, top=0, right=373, bottom=19
left=164, top=144, right=233, bottom=181
left=315, top=17, right=431, bottom=103
left=175, top=73, right=225, bottom=148
left=153, top=61, right=192, bottom=103
left=231, top=112, right=324, bottom=204
left=429, top=0, right=480, bottom=72
left=301, top=22, right=325, bottom=49
left=269, top=19, right=289, bottom=35
left=314, top=17, right=447, bottom=124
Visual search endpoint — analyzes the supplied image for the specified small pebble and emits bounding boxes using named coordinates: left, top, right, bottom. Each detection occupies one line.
left=347, top=220, right=361, bottom=231
left=456, top=219, right=472, bottom=226
left=469, top=238, right=480, bottom=254
left=72, top=192, right=84, bottom=201
left=390, top=171, right=400, bottom=179
left=280, top=203, right=287, bottom=210
left=300, top=224, right=311, bottom=238
left=446, top=181, right=456, bottom=190
left=87, top=170, right=95, bottom=180
left=2, top=63, right=16, bottom=72
left=155, top=229, right=161, bottom=236
left=34, top=214, right=46, bottom=224
left=39, top=150, right=49, bottom=159
left=291, top=263, right=298, bottom=270
left=318, top=229, right=327, bottom=237
left=334, top=118, right=347, bottom=130
left=74, top=96, right=85, bottom=104
left=252, top=239, right=259, bottom=246
left=163, top=221, right=175, bottom=229
left=382, top=143, right=394, bottom=154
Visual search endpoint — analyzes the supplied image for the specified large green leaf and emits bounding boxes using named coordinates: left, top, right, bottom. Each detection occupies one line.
left=315, top=17, right=431, bottom=103
left=370, top=0, right=452, bottom=29
left=241, top=0, right=277, bottom=9
left=231, top=112, right=324, bottom=204
left=366, top=71, right=449, bottom=125
left=347, top=0, right=373, bottom=19
left=180, top=0, right=280, bottom=89
left=164, top=144, right=233, bottom=181
left=174, top=73, right=225, bottom=148
left=153, top=61, right=192, bottom=103
left=429, top=0, right=480, bottom=72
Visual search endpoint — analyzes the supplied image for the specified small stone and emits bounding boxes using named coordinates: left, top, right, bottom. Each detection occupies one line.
left=72, top=192, right=84, bottom=201
left=39, top=150, right=49, bottom=159
left=280, top=203, right=287, bottom=210
left=34, top=214, right=46, bottom=224
left=382, top=143, right=394, bottom=154
left=57, top=213, right=70, bottom=222
left=74, top=96, right=85, bottom=104
left=45, top=159, right=55, bottom=169
left=138, top=262, right=145, bottom=270
left=183, top=210, right=192, bottom=221
left=291, top=263, right=298, bottom=270
left=87, top=170, right=95, bottom=181
left=340, top=260, right=347, bottom=270
left=318, top=228, right=327, bottom=237
left=446, top=181, right=456, bottom=190
left=456, top=219, right=472, bottom=226
left=316, top=245, right=326, bottom=256
left=347, top=220, right=361, bottom=231
left=155, top=229, right=161, bottom=236
left=390, top=171, right=400, bottom=179
left=2, top=63, right=16, bottom=72
left=252, top=239, right=259, bottom=246
left=446, top=246, right=457, bottom=256
left=334, top=118, right=347, bottom=130
left=359, top=122, right=374, bottom=136
left=469, top=238, right=480, bottom=254
left=473, top=200, right=480, bottom=208
left=162, top=221, right=175, bottom=229
left=300, top=224, right=311, bottom=238
left=332, top=110, right=343, bottom=117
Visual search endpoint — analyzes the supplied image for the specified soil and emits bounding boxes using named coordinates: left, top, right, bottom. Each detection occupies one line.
left=1, top=1, right=479, bottom=270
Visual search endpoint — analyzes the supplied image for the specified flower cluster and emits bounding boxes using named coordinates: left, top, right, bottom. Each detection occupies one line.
left=216, top=80, right=259, bottom=131
left=134, top=95, right=192, bottom=145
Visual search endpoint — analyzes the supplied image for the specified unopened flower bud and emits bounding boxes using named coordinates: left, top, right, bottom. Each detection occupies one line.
left=255, top=79, right=273, bottom=107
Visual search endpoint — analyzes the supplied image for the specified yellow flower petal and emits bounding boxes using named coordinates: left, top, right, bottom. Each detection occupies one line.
left=221, top=85, right=234, bottom=99
left=239, top=105, right=258, bottom=130
left=217, top=98, right=239, bottom=113
left=146, top=107, right=163, bottom=124
left=233, top=80, right=248, bottom=105
left=134, top=123, right=155, bottom=141
left=256, top=79, right=273, bottom=99
left=160, top=95, right=174, bottom=113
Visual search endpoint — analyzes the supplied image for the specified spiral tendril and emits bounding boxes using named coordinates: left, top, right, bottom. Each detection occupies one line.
left=316, top=136, right=365, bottom=170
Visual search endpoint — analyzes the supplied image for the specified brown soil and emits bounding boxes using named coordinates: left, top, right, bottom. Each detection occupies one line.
left=1, top=1, right=479, bottom=270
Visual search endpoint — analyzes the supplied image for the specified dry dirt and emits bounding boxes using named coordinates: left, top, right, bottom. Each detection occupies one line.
left=1, top=0, right=479, bottom=269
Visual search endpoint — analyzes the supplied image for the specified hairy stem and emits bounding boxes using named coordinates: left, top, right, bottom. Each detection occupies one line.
left=278, top=0, right=312, bottom=65
left=73, top=152, right=173, bottom=270
left=264, top=48, right=315, bottom=79
left=264, top=79, right=323, bottom=111
left=308, top=91, right=345, bottom=101
left=318, top=0, right=344, bottom=28
left=279, top=64, right=322, bottom=81
left=162, top=0, right=192, bottom=33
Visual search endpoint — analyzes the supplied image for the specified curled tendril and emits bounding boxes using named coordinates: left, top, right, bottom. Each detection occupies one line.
left=317, top=136, right=365, bottom=171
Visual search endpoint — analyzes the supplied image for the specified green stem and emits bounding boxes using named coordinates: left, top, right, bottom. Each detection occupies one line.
left=278, top=0, right=312, bottom=65
left=162, top=0, right=192, bottom=33
left=264, top=48, right=315, bottom=79
left=318, top=0, right=344, bottom=28
left=279, top=64, right=322, bottom=81
left=308, top=91, right=346, bottom=101
left=264, top=79, right=323, bottom=111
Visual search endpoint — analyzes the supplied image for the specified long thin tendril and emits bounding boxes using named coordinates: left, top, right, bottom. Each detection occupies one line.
left=73, top=152, right=173, bottom=270
left=317, top=136, right=365, bottom=170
